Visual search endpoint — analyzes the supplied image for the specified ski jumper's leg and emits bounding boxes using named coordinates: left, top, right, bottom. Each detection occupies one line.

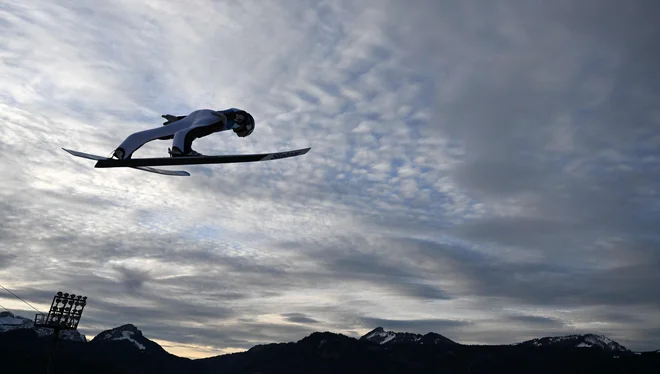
left=114, top=115, right=196, bottom=159
left=172, top=110, right=224, bottom=153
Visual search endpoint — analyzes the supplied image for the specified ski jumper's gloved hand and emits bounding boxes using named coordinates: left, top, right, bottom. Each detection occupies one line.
left=158, top=114, right=186, bottom=139
left=162, top=114, right=186, bottom=125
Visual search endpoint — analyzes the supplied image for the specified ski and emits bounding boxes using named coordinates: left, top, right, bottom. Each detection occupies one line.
left=62, top=148, right=191, bottom=176
left=93, top=147, right=311, bottom=168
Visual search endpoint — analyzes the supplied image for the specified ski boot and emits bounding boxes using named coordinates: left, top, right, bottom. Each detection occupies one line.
left=169, top=147, right=203, bottom=157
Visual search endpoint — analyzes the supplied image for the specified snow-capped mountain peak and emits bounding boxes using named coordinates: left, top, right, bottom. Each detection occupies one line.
left=0, top=311, right=31, bottom=328
left=0, top=311, right=87, bottom=342
left=92, top=324, right=154, bottom=351
left=360, top=327, right=456, bottom=345
left=519, top=334, right=629, bottom=352
left=362, top=327, right=396, bottom=344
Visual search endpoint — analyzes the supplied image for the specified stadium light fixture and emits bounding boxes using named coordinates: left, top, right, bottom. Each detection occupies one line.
left=34, top=291, right=88, bottom=374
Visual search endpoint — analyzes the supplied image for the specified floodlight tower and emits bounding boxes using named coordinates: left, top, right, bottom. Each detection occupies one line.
left=34, top=291, right=88, bottom=374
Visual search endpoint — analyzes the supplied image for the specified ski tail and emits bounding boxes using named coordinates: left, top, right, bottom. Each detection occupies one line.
left=62, top=148, right=190, bottom=176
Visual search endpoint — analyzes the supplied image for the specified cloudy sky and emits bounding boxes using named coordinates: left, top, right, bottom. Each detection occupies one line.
left=1, top=0, right=659, bottom=358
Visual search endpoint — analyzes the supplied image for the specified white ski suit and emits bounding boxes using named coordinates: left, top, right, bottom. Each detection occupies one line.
left=114, top=109, right=241, bottom=159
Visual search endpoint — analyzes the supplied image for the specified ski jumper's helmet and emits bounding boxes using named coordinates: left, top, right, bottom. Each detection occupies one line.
left=233, top=110, right=255, bottom=137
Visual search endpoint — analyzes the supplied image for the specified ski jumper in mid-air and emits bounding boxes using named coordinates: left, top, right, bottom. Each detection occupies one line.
left=111, top=108, right=255, bottom=160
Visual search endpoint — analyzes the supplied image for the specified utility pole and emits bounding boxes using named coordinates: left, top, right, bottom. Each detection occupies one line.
left=34, top=291, right=87, bottom=374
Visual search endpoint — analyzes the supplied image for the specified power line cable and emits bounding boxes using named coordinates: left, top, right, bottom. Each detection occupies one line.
left=0, top=302, right=12, bottom=314
left=0, top=284, right=43, bottom=314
